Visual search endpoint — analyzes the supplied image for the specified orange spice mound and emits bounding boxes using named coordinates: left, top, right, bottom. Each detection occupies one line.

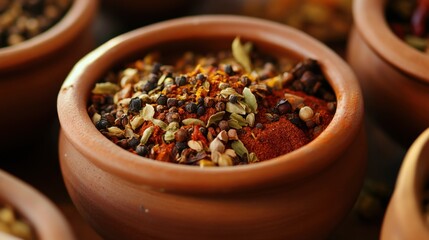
left=240, top=118, right=309, bottom=161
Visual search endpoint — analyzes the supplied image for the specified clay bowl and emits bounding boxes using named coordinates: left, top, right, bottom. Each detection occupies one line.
left=346, top=0, right=429, bottom=147
left=57, top=15, right=366, bottom=240
left=381, top=128, right=429, bottom=239
left=0, top=0, right=98, bottom=146
left=0, top=169, right=75, bottom=240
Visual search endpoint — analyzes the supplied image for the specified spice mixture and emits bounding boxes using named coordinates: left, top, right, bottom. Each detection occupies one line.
left=88, top=38, right=336, bottom=167
left=0, top=204, right=34, bottom=240
left=387, top=0, right=429, bottom=52
left=0, top=0, right=71, bottom=47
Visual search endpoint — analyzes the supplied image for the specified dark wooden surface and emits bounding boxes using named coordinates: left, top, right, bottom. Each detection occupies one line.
left=0, top=2, right=407, bottom=239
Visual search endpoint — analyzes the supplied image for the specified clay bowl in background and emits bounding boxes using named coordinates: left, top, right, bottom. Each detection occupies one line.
left=346, top=0, right=429, bottom=147
left=0, top=0, right=98, bottom=147
left=0, top=169, right=75, bottom=240
left=381, top=128, right=429, bottom=239
left=57, top=15, right=366, bottom=240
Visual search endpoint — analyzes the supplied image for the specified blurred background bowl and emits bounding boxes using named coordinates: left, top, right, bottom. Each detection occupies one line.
left=57, top=15, right=366, bottom=240
left=0, top=169, right=75, bottom=240
left=381, top=128, right=429, bottom=239
left=0, top=0, right=98, bottom=148
left=346, top=0, right=429, bottom=147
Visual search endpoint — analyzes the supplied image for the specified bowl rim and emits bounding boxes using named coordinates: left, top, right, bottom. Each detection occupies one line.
left=382, top=128, right=429, bottom=237
left=0, top=0, right=98, bottom=70
left=57, top=15, right=364, bottom=194
left=0, top=170, right=75, bottom=240
left=353, top=0, right=429, bottom=84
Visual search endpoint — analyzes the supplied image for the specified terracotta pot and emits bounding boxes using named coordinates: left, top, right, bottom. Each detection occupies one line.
left=58, top=15, right=366, bottom=240
left=0, top=169, right=75, bottom=240
left=346, top=0, right=429, bottom=147
left=0, top=0, right=98, bottom=146
left=381, top=128, right=429, bottom=239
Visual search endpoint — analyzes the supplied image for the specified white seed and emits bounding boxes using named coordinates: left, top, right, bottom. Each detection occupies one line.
left=107, top=127, right=124, bottom=137
left=188, top=140, right=204, bottom=152
left=211, top=151, right=221, bottom=163
left=210, top=138, right=225, bottom=153
left=130, top=116, right=144, bottom=130
left=218, top=153, right=233, bottom=167
left=91, top=82, right=120, bottom=95
left=299, top=106, right=314, bottom=122
left=224, top=148, right=237, bottom=158
left=120, top=68, right=139, bottom=87
left=91, top=113, right=101, bottom=124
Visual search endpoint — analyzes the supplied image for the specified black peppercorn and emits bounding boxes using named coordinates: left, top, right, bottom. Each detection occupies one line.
left=128, top=137, right=140, bottom=149
left=96, top=119, right=109, bottom=130
left=185, top=102, right=198, bottom=113
left=175, top=141, right=188, bottom=152
left=175, top=75, right=187, bottom=86
left=167, top=98, right=178, bottom=108
left=157, top=95, right=168, bottom=105
left=199, top=127, right=208, bottom=136
left=136, top=145, right=149, bottom=156
left=229, top=95, right=238, bottom=103
left=129, top=97, right=142, bottom=112
left=225, top=64, right=234, bottom=76
left=177, top=100, right=185, bottom=107
left=197, top=105, right=206, bottom=116
left=196, top=73, right=206, bottom=81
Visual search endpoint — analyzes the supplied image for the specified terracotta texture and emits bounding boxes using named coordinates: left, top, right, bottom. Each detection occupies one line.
left=346, top=0, right=429, bottom=147
left=0, top=170, right=75, bottom=240
left=0, top=0, right=98, bottom=145
left=57, top=15, right=366, bottom=240
left=381, top=128, right=429, bottom=239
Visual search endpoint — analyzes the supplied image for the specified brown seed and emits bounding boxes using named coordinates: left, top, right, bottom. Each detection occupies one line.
left=175, top=129, right=188, bottom=142
left=218, top=120, right=229, bottom=131
left=227, top=129, right=238, bottom=140
left=166, top=112, right=180, bottom=123
left=204, top=97, right=215, bottom=108
left=215, top=101, right=226, bottom=112
left=276, top=99, right=292, bottom=115
left=327, top=102, right=337, bottom=113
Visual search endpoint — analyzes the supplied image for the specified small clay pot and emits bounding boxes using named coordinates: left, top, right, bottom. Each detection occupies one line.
left=0, top=0, right=98, bottom=146
left=346, top=0, right=429, bottom=147
left=58, top=15, right=366, bottom=240
left=381, top=128, right=429, bottom=239
left=0, top=169, right=75, bottom=240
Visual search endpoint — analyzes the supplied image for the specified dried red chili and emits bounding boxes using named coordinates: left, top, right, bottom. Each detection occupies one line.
left=88, top=37, right=336, bottom=167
